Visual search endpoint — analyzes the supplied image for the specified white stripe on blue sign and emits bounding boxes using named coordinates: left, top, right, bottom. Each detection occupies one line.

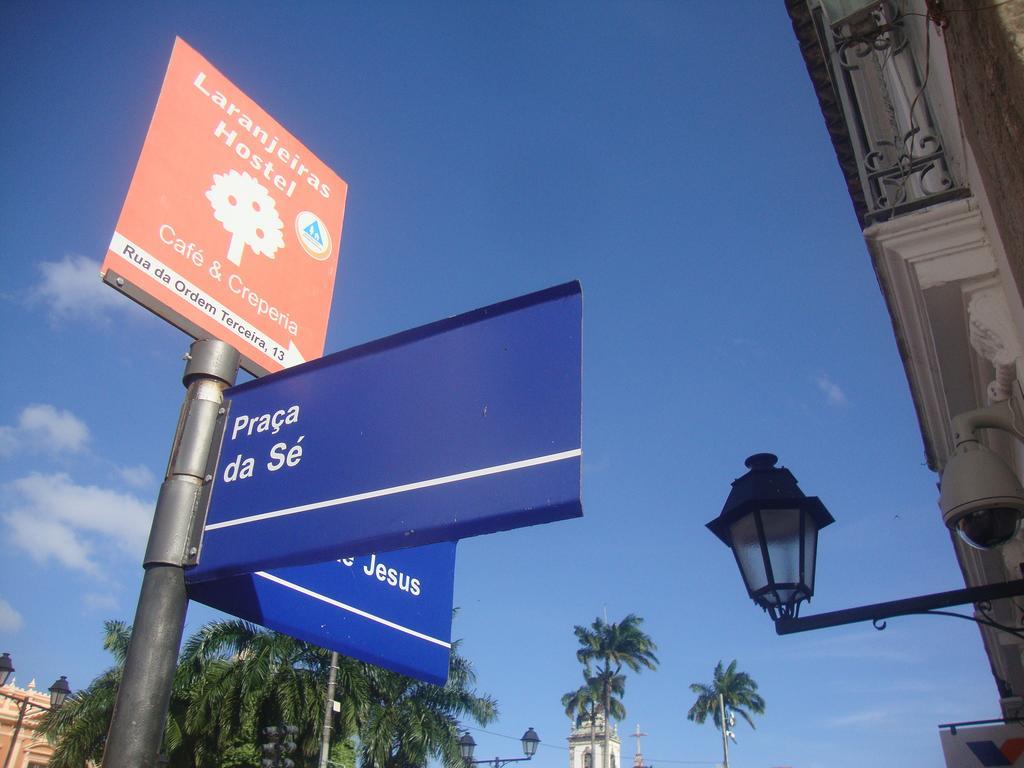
left=206, top=447, right=582, bottom=532
left=255, top=570, right=452, bottom=648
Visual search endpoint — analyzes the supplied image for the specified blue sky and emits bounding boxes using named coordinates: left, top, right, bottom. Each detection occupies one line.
left=0, top=3, right=993, bottom=767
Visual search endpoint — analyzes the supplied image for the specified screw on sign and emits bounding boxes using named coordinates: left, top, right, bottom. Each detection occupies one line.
left=261, top=724, right=299, bottom=768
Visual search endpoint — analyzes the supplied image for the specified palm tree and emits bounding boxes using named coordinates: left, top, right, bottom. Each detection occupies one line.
left=357, top=639, right=496, bottom=768
left=687, top=659, right=765, bottom=732
left=177, top=619, right=341, bottom=766
left=38, top=620, right=131, bottom=767
left=180, top=620, right=496, bottom=768
left=562, top=672, right=625, bottom=768
left=561, top=673, right=600, bottom=734
left=573, top=614, right=658, bottom=768
left=39, top=618, right=496, bottom=768
left=38, top=619, right=329, bottom=768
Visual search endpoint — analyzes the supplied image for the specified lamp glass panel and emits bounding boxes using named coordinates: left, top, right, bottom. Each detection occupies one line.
left=729, top=511, right=768, bottom=594
left=760, top=508, right=801, bottom=587
left=802, top=514, right=819, bottom=593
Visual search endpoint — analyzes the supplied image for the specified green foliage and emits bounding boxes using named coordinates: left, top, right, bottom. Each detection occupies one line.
left=357, top=640, right=496, bottom=768
left=561, top=674, right=600, bottom=725
left=561, top=671, right=624, bottom=727
left=38, top=618, right=496, bottom=768
left=329, top=738, right=357, bottom=768
left=687, top=659, right=765, bottom=731
left=37, top=620, right=130, bottom=767
left=573, top=615, right=659, bottom=678
left=175, top=620, right=331, bottom=765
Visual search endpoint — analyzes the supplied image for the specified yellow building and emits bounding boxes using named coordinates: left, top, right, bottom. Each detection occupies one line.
left=0, top=681, right=56, bottom=768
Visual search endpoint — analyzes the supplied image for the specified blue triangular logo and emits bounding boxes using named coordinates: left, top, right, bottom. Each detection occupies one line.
left=303, top=221, right=324, bottom=247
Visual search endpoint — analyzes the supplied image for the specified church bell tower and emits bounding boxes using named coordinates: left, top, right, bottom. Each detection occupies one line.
left=567, top=712, right=620, bottom=768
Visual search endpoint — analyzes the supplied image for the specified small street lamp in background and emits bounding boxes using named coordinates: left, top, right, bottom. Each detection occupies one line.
left=0, top=653, right=71, bottom=768
left=460, top=728, right=541, bottom=768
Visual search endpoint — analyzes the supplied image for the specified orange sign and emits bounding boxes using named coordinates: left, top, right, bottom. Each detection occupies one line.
left=101, top=38, right=347, bottom=375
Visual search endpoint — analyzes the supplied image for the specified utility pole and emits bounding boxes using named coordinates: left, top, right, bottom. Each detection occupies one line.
left=319, top=650, right=340, bottom=768
left=718, top=693, right=730, bottom=768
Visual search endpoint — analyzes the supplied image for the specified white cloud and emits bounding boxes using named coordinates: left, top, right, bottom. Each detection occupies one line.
left=21, top=404, right=88, bottom=452
left=117, top=464, right=156, bottom=489
left=0, top=404, right=90, bottom=457
left=817, top=373, right=848, bottom=406
left=3, top=472, right=152, bottom=575
left=6, top=510, right=100, bottom=576
left=33, top=254, right=123, bottom=320
left=0, top=598, right=24, bottom=632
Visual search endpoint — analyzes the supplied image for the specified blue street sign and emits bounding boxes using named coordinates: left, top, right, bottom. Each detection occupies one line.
left=187, top=281, right=582, bottom=583
left=187, top=542, right=457, bottom=685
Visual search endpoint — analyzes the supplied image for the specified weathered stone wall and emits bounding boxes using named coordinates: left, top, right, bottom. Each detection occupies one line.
left=943, top=0, right=1024, bottom=295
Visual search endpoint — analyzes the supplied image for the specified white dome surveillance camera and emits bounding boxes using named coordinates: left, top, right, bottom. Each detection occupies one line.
left=939, top=391, right=1024, bottom=550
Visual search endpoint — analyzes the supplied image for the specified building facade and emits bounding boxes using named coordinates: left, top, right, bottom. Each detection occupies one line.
left=0, top=681, right=56, bottom=768
left=567, top=712, right=621, bottom=768
left=785, top=0, right=1024, bottom=716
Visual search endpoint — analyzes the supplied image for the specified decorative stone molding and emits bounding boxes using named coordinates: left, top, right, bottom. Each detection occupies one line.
left=967, top=285, right=1023, bottom=401
left=865, top=195, right=1024, bottom=690
left=865, top=197, right=998, bottom=468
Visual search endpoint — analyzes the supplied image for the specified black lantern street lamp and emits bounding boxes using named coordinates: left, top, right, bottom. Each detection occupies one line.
left=0, top=654, right=13, bottom=687
left=460, top=728, right=540, bottom=768
left=0, top=654, right=71, bottom=768
left=48, top=675, right=71, bottom=710
left=459, top=732, right=477, bottom=762
left=709, top=455, right=1024, bottom=636
left=706, top=453, right=834, bottom=620
left=521, top=728, right=540, bottom=759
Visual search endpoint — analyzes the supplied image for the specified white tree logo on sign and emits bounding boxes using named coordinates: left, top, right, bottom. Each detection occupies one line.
left=206, top=170, right=284, bottom=266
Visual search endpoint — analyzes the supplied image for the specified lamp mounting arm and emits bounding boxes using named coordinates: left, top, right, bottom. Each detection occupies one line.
left=467, top=757, right=535, bottom=768
left=773, top=578, right=1024, bottom=637
left=951, top=386, right=1024, bottom=448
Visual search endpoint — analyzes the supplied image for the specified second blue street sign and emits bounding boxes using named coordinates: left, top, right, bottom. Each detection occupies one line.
left=188, top=542, right=457, bottom=685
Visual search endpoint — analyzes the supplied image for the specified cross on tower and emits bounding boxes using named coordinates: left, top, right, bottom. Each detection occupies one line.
left=631, top=725, right=647, bottom=768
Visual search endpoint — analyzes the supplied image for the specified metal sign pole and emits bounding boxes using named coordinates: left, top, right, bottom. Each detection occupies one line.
left=103, top=339, right=239, bottom=768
